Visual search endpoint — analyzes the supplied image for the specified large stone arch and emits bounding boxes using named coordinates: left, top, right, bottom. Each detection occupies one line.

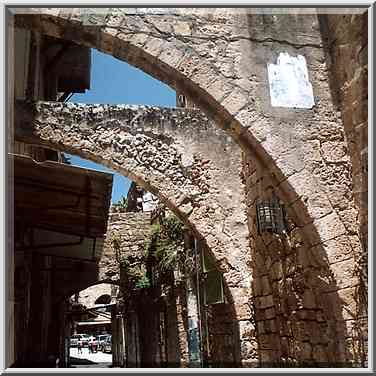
left=11, top=8, right=365, bottom=366
left=16, top=100, right=251, bottom=308
left=15, top=101, right=249, bottom=365
left=12, top=8, right=357, bottom=250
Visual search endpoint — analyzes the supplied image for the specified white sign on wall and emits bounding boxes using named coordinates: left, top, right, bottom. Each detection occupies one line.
left=267, top=52, right=315, bottom=109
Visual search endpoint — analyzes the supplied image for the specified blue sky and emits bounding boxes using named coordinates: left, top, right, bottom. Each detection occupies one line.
left=67, top=48, right=176, bottom=203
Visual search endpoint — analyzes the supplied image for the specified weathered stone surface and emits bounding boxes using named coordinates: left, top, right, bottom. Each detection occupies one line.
left=99, top=212, right=152, bottom=283
left=16, top=101, right=250, bottom=283
left=11, top=8, right=368, bottom=367
left=14, top=9, right=358, bottom=256
left=323, top=15, right=368, bottom=349
left=76, top=283, right=118, bottom=308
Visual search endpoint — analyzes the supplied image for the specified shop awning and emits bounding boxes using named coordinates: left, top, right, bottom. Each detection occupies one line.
left=76, top=321, right=111, bottom=326
left=12, top=153, right=113, bottom=238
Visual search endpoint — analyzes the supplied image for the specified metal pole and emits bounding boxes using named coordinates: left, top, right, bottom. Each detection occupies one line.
left=194, top=238, right=204, bottom=367
left=121, top=315, right=126, bottom=367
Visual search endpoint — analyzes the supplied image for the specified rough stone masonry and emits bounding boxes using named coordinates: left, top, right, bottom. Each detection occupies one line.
left=13, top=7, right=368, bottom=366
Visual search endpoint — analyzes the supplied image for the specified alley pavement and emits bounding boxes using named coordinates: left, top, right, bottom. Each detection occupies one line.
left=69, top=347, right=112, bottom=368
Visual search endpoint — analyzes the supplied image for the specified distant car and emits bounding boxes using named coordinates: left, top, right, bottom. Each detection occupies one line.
left=102, top=335, right=112, bottom=353
left=96, top=334, right=110, bottom=352
left=70, top=334, right=90, bottom=347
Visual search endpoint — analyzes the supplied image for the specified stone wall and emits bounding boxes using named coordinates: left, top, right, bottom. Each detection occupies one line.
left=11, top=8, right=369, bottom=367
left=99, top=211, right=153, bottom=284
left=14, top=8, right=358, bottom=254
left=243, top=152, right=365, bottom=366
left=318, top=12, right=368, bottom=366
left=76, top=283, right=118, bottom=308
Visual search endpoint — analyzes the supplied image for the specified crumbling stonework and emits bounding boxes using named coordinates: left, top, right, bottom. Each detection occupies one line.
left=99, top=211, right=153, bottom=284
left=75, top=283, right=117, bottom=308
left=14, top=8, right=358, bottom=248
left=11, top=7, right=368, bottom=367
left=16, top=100, right=251, bottom=310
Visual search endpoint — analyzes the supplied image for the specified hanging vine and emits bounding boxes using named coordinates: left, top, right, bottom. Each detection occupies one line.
left=109, top=231, right=149, bottom=289
left=144, top=215, right=186, bottom=275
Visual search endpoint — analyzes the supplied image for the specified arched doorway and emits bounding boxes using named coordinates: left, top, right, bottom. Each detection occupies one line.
left=68, top=283, right=119, bottom=368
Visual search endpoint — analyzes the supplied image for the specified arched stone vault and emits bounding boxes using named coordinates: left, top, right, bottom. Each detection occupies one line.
left=11, top=8, right=364, bottom=365
left=16, top=100, right=251, bottom=292
left=13, top=7, right=358, bottom=255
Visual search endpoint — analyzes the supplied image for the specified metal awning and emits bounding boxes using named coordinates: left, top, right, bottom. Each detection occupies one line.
left=76, top=321, right=111, bottom=326
left=12, top=153, right=113, bottom=238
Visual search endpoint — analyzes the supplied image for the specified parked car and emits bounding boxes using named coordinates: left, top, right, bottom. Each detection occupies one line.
left=96, top=334, right=110, bottom=352
left=70, top=334, right=90, bottom=347
left=102, top=335, right=112, bottom=353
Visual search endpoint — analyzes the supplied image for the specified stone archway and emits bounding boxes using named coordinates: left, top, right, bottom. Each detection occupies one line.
left=12, top=8, right=356, bottom=251
left=16, top=100, right=249, bottom=365
left=11, top=7, right=365, bottom=366
left=16, top=100, right=250, bottom=281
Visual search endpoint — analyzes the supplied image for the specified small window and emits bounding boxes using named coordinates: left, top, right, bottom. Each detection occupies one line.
left=201, top=248, right=224, bottom=305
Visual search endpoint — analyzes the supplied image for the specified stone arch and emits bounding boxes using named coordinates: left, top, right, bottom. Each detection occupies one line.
left=13, top=8, right=358, bottom=259
left=12, top=8, right=363, bottom=365
left=16, top=100, right=248, bottom=364
left=17, top=101, right=250, bottom=277
left=72, top=283, right=115, bottom=307
left=64, top=280, right=120, bottom=306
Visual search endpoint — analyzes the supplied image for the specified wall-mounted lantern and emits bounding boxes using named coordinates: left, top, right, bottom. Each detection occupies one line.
left=256, top=194, right=287, bottom=234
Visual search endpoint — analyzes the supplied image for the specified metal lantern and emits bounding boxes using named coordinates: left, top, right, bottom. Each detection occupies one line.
left=256, top=195, right=287, bottom=234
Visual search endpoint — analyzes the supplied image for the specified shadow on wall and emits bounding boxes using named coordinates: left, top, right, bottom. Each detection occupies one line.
left=318, top=12, right=368, bottom=366
left=244, top=154, right=365, bottom=367
left=241, top=12, right=367, bottom=367
left=206, top=284, right=242, bottom=367
left=318, top=11, right=368, bottom=309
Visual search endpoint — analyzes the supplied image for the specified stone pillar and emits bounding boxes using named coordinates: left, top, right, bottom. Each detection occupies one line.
left=164, top=284, right=187, bottom=366
left=7, top=10, right=15, bottom=368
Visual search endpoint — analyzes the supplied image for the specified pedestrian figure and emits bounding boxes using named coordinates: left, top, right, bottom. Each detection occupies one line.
left=77, top=340, right=83, bottom=354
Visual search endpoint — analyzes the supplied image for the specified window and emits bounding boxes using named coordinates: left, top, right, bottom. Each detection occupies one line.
left=201, top=248, right=224, bottom=305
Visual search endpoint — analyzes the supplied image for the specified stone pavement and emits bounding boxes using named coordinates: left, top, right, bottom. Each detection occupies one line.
left=69, top=347, right=112, bottom=368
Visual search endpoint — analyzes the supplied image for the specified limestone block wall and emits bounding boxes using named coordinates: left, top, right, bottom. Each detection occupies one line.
left=11, top=8, right=369, bottom=366
left=99, top=211, right=153, bottom=284
left=243, top=153, right=366, bottom=366
left=319, top=12, right=368, bottom=365
left=320, top=14, right=368, bottom=224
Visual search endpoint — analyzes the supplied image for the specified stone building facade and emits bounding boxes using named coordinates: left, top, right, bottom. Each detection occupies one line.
left=8, top=7, right=369, bottom=368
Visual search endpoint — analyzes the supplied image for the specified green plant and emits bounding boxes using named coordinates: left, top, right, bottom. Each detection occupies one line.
left=109, top=231, right=122, bottom=263
left=135, top=272, right=151, bottom=289
left=109, top=231, right=150, bottom=289
left=145, top=215, right=185, bottom=273
left=113, top=195, right=128, bottom=212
